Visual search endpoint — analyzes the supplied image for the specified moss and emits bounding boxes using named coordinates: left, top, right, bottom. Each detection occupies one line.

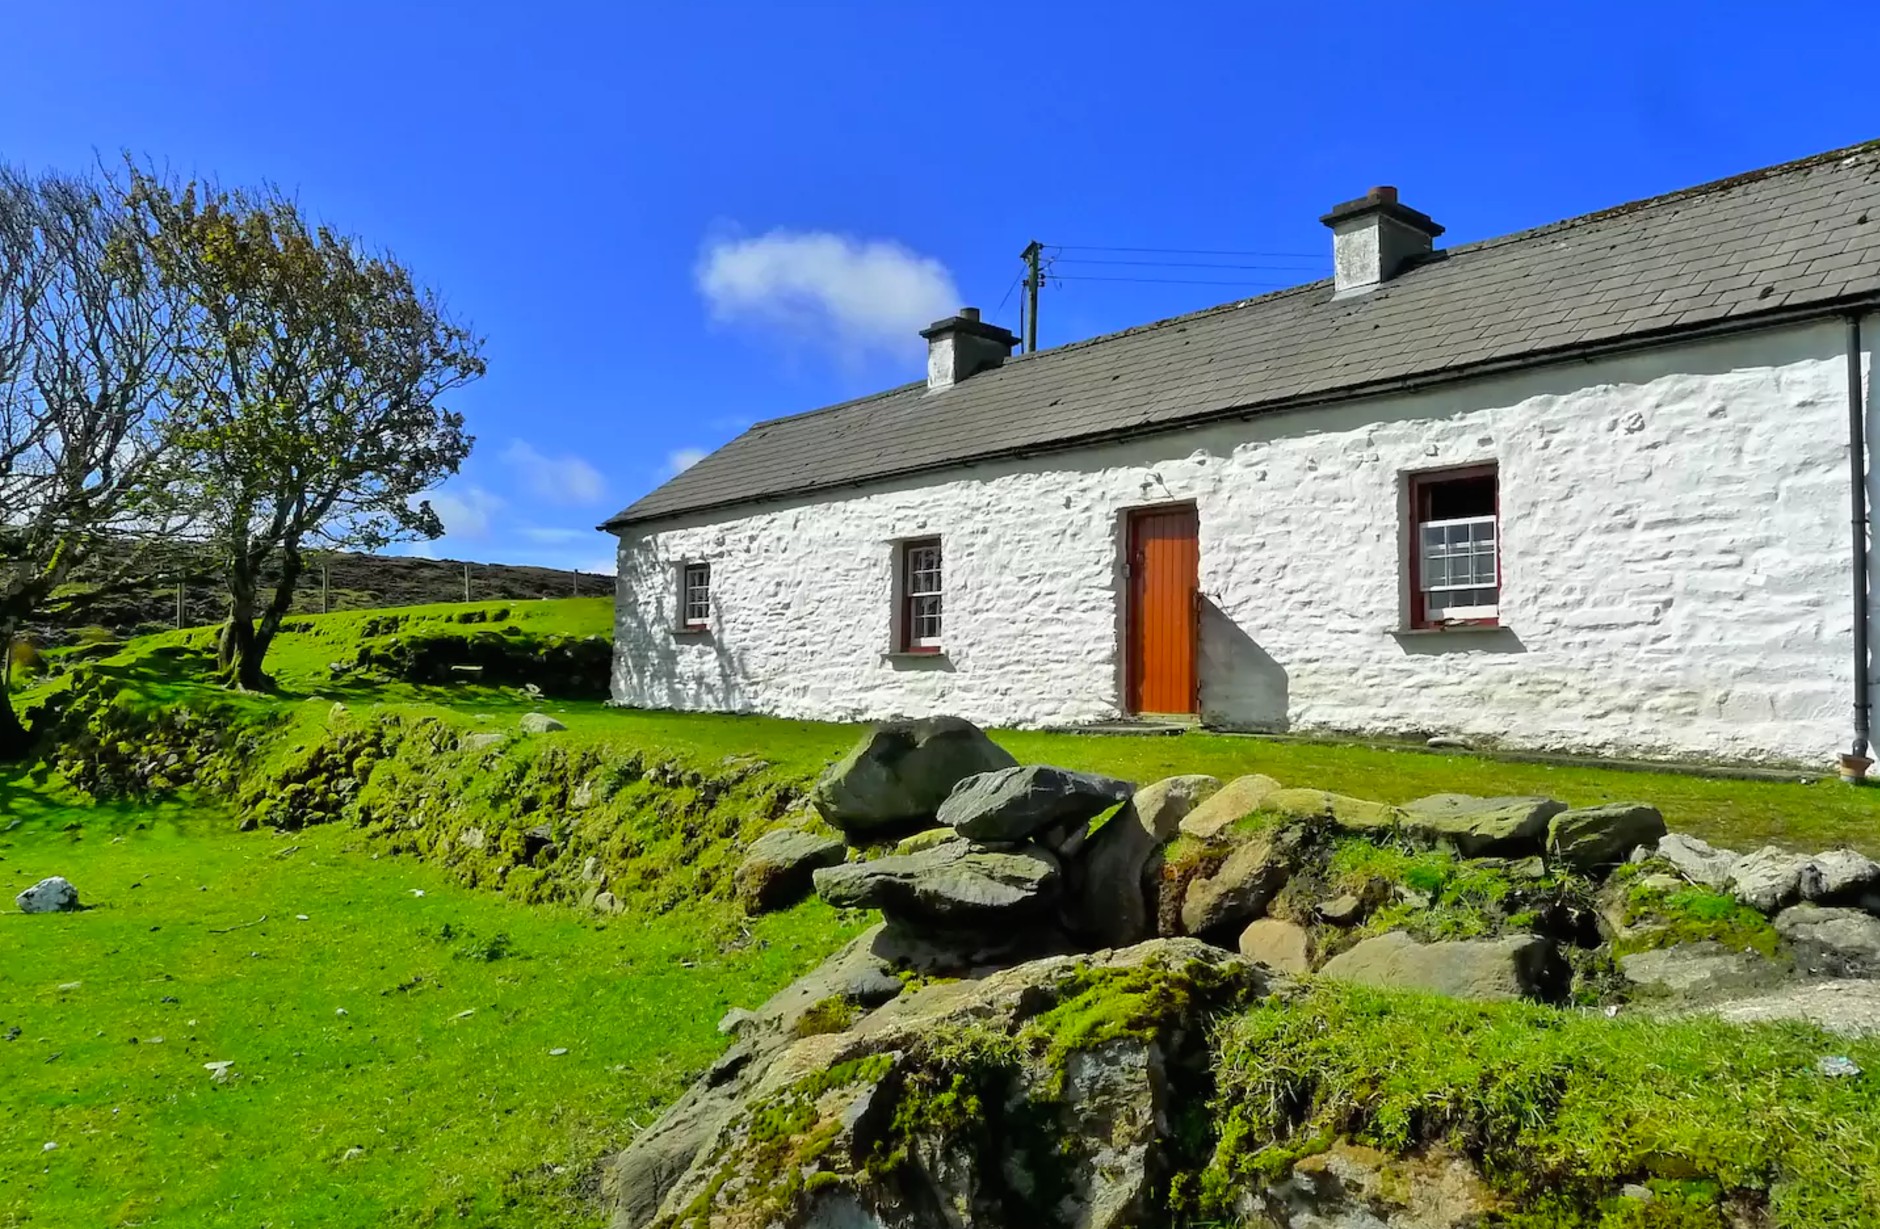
left=792, top=995, right=863, bottom=1038
left=1195, top=982, right=1880, bottom=1226
left=1615, top=883, right=1780, bottom=959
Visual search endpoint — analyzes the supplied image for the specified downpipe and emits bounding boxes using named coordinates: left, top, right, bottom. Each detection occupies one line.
left=1846, top=313, right=1874, bottom=783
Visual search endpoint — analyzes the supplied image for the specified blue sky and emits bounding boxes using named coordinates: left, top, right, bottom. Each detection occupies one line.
left=4, top=2, right=1877, bottom=575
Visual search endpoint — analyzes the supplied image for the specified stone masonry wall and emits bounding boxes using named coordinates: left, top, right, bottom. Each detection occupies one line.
left=613, top=317, right=1879, bottom=766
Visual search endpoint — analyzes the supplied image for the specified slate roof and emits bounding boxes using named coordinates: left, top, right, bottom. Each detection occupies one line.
left=607, top=140, right=1880, bottom=528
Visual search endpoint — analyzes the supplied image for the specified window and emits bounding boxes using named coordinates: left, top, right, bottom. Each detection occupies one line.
left=1410, top=466, right=1499, bottom=627
left=899, top=538, right=943, bottom=651
left=680, top=562, right=710, bottom=629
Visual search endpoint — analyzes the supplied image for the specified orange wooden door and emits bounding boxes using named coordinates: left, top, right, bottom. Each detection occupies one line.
left=1126, top=505, right=1199, bottom=715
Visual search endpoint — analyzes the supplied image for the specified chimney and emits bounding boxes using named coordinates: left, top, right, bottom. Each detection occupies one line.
left=920, top=306, right=1018, bottom=391
left=1319, top=186, right=1444, bottom=297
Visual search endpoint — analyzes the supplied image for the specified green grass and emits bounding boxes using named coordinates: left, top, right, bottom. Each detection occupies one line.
left=20, top=595, right=1880, bottom=855
left=0, top=784, right=860, bottom=1228
left=10, top=597, right=1880, bottom=1225
left=1202, top=983, right=1880, bottom=1226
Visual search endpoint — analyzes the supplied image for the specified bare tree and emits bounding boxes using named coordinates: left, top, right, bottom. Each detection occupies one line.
left=0, top=166, right=183, bottom=755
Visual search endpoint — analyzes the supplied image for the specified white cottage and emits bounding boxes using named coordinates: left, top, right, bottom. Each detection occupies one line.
left=604, top=141, right=1880, bottom=770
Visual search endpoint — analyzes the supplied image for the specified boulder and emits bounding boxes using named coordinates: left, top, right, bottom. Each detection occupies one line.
left=1257, top=1142, right=1501, bottom=1229
left=1655, top=832, right=1740, bottom=889
left=1177, top=774, right=1282, bottom=841
left=1775, top=904, right=1880, bottom=978
left=1546, top=803, right=1666, bottom=873
left=1237, top=918, right=1313, bottom=974
left=812, top=842, right=1060, bottom=927
left=1181, top=824, right=1310, bottom=937
left=726, top=923, right=908, bottom=1043
left=1262, top=788, right=1407, bottom=836
left=734, top=829, right=847, bottom=913
left=1728, top=846, right=1812, bottom=914
left=1401, top=794, right=1565, bottom=857
left=891, top=826, right=964, bottom=857
left=518, top=712, right=566, bottom=733
left=811, top=716, right=1017, bottom=835
left=1315, top=893, right=1371, bottom=927
left=1069, top=774, right=1221, bottom=947
left=1618, top=941, right=1785, bottom=998
left=15, top=876, right=79, bottom=914
left=460, top=731, right=505, bottom=753
left=937, top=764, right=1134, bottom=844
left=1318, top=932, right=1566, bottom=1002
left=607, top=938, right=1262, bottom=1229
left=1799, top=849, right=1880, bottom=905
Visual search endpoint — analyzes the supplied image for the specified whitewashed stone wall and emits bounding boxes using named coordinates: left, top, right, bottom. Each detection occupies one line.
left=614, top=317, right=1879, bottom=766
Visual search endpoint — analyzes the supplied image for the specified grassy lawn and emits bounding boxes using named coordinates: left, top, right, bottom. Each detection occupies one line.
left=7, top=596, right=1880, bottom=1226
left=0, top=779, right=858, bottom=1228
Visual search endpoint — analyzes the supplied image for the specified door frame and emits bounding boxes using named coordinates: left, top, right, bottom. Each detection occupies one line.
left=1121, top=501, right=1200, bottom=717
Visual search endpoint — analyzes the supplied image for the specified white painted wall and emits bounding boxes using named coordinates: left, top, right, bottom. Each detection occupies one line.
left=614, top=319, right=1874, bottom=767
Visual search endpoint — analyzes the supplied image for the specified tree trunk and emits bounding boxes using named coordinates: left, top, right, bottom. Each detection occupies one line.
left=0, top=627, right=30, bottom=761
left=220, top=541, right=304, bottom=692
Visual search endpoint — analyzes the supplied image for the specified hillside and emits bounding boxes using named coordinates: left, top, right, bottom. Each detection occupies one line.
left=32, top=546, right=616, bottom=644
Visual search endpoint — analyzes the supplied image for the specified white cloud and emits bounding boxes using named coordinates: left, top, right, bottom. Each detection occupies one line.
left=665, top=447, right=707, bottom=476
left=576, top=557, right=618, bottom=578
left=502, top=440, right=607, bottom=506
left=696, top=229, right=959, bottom=361
left=426, top=486, right=504, bottom=540
left=520, top=526, right=596, bottom=545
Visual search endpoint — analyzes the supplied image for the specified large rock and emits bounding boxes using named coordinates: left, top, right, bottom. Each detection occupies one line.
left=1619, top=941, right=1785, bottom=999
left=1728, top=846, right=1812, bottom=914
left=1180, top=824, right=1310, bottom=937
left=15, top=876, right=79, bottom=914
left=1546, top=804, right=1666, bottom=873
left=1262, top=788, right=1407, bottom=835
left=1069, top=774, right=1221, bottom=947
left=519, top=711, right=566, bottom=733
left=1705, top=980, right=1880, bottom=1037
left=811, top=716, right=1017, bottom=835
left=1775, top=904, right=1880, bottom=978
left=1799, top=849, right=1880, bottom=905
left=1655, top=833, right=1740, bottom=889
left=733, top=829, right=847, bottom=913
left=1400, top=794, right=1564, bottom=857
left=1237, top=917, right=1313, bottom=974
left=1254, top=1142, right=1501, bottom=1229
left=937, top=764, right=1134, bottom=844
left=606, top=938, right=1262, bottom=1229
left=812, top=842, right=1060, bottom=927
left=1177, top=774, right=1282, bottom=841
left=1318, top=932, right=1566, bottom=1002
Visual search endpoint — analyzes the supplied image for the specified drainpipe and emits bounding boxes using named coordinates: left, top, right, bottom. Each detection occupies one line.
left=1848, top=313, right=1872, bottom=770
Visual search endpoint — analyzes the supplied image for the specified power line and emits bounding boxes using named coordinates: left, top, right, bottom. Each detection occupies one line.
left=1049, top=274, right=1296, bottom=288
left=1054, top=257, right=1324, bottom=271
left=1051, top=243, right=1322, bottom=258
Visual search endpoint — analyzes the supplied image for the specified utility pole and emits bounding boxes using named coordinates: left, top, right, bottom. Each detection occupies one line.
left=462, top=561, right=470, bottom=603
left=1021, top=240, right=1044, bottom=354
left=572, top=569, right=579, bottom=597
left=321, top=563, right=330, bottom=614
left=176, top=582, right=184, bottom=630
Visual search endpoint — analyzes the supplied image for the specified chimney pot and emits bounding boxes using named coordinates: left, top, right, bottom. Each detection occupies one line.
left=1320, top=186, right=1443, bottom=297
left=919, top=308, right=1018, bottom=391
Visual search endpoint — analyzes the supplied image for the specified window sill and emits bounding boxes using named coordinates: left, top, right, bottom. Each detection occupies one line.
left=669, top=626, right=712, bottom=639
left=882, top=650, right=952, bottom=668
left=1394, top=624, right=1505, bottom=636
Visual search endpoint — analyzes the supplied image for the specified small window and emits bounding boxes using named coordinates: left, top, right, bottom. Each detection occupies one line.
left=899, top=538, right=943, bottom=651
left=680, top=562, right=710, bottom=629
left=1410, top=467, right=1499, bottom=628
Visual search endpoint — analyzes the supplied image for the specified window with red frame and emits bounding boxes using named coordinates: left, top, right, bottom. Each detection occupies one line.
left=1410, top=467, right=1499, bottom=627
left=900, top=538, right=943, bottom=651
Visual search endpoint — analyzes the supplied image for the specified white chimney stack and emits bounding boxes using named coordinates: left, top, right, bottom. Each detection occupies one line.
left=920, top=307, right=1019, bottom=391
left=1321, top=186, right=1445, bottom=297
